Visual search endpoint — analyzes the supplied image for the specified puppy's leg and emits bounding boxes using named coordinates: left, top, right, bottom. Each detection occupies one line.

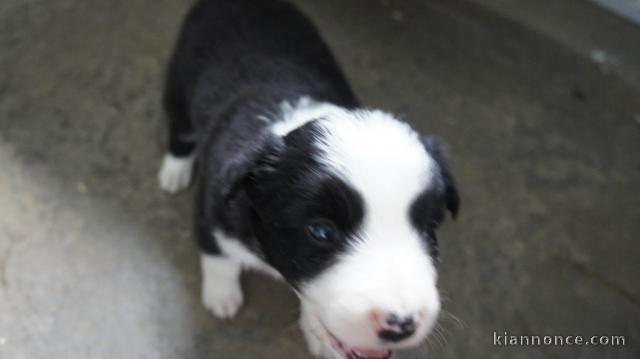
left=200, top=253, right=244, bottom=319
left=195, top=195, right=244, bottom=318
left=158, top=68, right=197, bottom=193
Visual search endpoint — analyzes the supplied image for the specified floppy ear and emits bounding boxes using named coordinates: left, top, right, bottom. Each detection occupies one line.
left=217, top=132, right=285, bottom=202
left=242, top=135, right=286, bottom=203
left=421, top=136, right=460, bottom=218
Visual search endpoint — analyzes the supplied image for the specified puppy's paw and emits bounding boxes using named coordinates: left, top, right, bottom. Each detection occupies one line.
left=158, top=153, right=195, bottom=193
left=202, top=277, right=244, bottom=319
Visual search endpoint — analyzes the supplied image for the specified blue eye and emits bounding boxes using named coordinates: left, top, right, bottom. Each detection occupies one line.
left=307, top=221, right=340, bottom=243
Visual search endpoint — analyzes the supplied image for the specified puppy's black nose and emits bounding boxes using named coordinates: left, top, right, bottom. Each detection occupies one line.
left=378, top=313, right=417, bottom=342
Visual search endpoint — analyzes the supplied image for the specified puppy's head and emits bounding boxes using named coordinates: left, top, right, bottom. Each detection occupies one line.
left=245, top=102, right=458, bottom=358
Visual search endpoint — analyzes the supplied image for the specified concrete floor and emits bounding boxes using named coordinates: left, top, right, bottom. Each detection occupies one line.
left=1, top=0, right=639, bottom=358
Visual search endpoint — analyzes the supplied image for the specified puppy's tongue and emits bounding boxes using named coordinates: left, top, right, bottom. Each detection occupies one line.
left=327, top=329, right=392, bottom=359
left=348, top=348, right=392, bottom=359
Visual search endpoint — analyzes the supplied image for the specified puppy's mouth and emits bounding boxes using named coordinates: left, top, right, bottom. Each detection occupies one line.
left=326, top=329, right=392, bottom=359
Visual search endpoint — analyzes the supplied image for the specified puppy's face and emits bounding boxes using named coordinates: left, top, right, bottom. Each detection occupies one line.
left=247, top=108, right=458, bottom=358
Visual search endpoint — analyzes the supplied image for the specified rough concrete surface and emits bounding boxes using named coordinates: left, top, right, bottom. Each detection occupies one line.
left=470, top=0, right=640, bottom=90
left=1, top=0, right=639, bottom=358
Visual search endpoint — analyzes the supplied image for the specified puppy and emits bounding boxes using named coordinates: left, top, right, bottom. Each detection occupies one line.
left=158, top=1, right=459, bottom=358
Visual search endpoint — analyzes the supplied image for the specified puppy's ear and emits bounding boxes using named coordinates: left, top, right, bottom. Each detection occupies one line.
left=243, top=135, right=285, bottom=201
left=421, top=136, right=460, bottom=218
left=219, top=133, right=285, bottom=202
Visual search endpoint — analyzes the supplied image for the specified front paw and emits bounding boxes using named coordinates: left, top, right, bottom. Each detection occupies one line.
left=158, top=153, right=195, bottom=193
left=202, top=280, right=244, bottom=319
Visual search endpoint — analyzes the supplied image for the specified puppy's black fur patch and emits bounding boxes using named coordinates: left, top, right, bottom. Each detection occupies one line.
left=244, top=122, right=365, bottom=284
left=410, top=137, right=460, bottom=259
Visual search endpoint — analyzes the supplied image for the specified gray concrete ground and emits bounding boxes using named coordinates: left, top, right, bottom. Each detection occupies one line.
left=1, top=0, right=639, bottom=358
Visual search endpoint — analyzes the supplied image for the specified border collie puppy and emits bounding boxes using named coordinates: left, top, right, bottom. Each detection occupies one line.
left=158, top=0, right=459, bottom=358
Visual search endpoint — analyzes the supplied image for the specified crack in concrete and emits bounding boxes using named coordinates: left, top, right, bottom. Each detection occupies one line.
left=568, top=258, right=640, bottom=310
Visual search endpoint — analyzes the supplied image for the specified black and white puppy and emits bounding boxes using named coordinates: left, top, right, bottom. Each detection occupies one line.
left=158, top=1, right=459, bottom=358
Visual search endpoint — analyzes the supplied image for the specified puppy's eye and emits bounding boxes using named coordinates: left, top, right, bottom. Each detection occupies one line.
left=307, top=220, right=340, bottom=243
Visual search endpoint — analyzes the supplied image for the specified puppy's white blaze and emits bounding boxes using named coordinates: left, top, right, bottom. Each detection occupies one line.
left=300, top=108, right=441, bottom=350
left=315, top=109, right=434, bottom=203
left=271, top=96, right=347, bottom=136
